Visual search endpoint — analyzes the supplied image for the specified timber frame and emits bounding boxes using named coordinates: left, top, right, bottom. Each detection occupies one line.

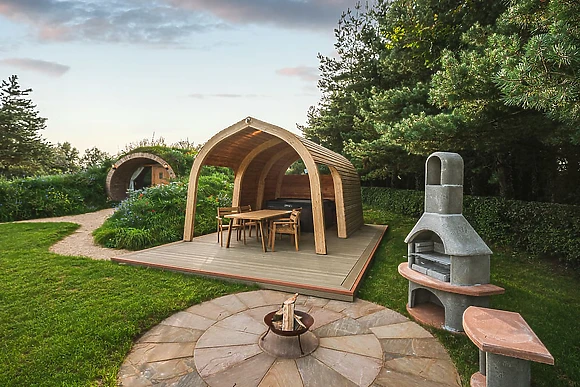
left=183, top=117, right=364, bottom=255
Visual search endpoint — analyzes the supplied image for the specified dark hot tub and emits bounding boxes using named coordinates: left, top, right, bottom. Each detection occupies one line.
left=265, top=198, right=336, bottom=232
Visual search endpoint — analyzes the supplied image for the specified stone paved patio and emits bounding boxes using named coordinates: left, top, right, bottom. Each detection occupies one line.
left=118, top=290, right=461, bottom=387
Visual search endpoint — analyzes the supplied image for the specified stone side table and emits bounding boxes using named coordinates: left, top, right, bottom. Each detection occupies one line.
left=462, top=306, right=554, bottom=387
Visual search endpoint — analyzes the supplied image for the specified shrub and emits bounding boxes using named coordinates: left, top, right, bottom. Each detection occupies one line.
left=120, top=146, right=197, bottom=177
left=0, top=166, right=109, bottom=222
left=361, top=187, right=580, bottom=269
left=94, top=170, right=233, bottom=250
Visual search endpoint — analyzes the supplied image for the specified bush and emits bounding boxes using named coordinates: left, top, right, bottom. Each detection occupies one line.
left=361, top=187, right=580, bottom=268
left=0, top=166, right=110, bottom=222
left=121, top=146, right=197, bottom=177
left=94, top=170, right=233, bottom=250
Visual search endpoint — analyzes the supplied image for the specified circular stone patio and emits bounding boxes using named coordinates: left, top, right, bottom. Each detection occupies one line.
left=118, top=290, right=461, bottom=387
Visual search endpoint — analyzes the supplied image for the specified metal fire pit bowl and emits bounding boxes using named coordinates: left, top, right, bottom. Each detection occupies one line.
left=261, top=310, right=315, bottom=356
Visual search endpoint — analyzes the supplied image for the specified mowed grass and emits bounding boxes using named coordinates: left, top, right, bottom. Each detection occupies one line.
left=2, top=211, right=579, bottom=386
left=359, top=207, right=580, bottom=387
left=0, top=222, right=252, bottom=386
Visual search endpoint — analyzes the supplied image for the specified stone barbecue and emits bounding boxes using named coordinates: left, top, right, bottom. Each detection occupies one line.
left=398, top=152, right=504, bottom=332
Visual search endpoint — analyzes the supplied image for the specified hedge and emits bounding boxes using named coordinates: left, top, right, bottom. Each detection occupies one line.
left=0, top=166, right=110, bottom=222
left=361, top=187, right=580, bottom=269
left=0, top=146, right=201, bottom=223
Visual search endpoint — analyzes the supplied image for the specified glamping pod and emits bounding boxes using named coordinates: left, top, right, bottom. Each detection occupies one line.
left=106, top=152, right=176, bottom=201
left=183, top=117, right=365, bottom=255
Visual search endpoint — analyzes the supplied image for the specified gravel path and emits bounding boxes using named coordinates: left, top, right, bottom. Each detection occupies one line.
left=17, top=208, right=130, bottom=260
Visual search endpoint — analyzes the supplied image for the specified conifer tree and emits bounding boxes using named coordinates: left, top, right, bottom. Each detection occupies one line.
left=0, top=75, right=50, bottom=177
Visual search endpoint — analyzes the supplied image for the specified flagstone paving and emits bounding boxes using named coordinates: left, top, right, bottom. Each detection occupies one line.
left=118, top=290, right=461, bottom=386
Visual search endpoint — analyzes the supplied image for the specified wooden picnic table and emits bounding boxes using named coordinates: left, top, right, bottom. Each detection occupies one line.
left=224, top=209, right=292, bottom=252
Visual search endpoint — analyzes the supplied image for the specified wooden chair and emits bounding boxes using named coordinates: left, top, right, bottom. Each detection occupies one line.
left=269, top=208, right=301, bottom=252
left=217, top=206, right=241, bottom=246
left=239, top=205, right=258, bottom=243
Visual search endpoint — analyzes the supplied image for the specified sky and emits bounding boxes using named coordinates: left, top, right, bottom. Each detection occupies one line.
left=0, top=0, right=358, bottom=155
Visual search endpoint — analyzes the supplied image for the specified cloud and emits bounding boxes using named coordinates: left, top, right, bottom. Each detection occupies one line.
left=168, top=0, right=357, bottom=30
left=0, top=57, right=70, bottom=77
left=276, top=66, right=318, bottom=82
left=0, top=0, right=360, bottom=46
left=0, top=0, right=225, bottom=46
left=189, top=93, right=265, bottom=99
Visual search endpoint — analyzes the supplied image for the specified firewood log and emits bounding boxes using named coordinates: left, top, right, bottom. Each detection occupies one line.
left=282, top=302, right=295, bottom=331
left=294, top=314, right=306, bottom=329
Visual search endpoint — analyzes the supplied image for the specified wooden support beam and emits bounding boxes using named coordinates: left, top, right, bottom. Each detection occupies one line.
left=329, top=166, right=347, bottom=238
left=232, top=138, right=282, bottom=207
left=256, top=148, right=297, bottom=209
left=184, top=120, right=249, bottom=240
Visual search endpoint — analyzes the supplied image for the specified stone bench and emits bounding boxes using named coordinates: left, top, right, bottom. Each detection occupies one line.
left=462, top=306, right=554, bottom=387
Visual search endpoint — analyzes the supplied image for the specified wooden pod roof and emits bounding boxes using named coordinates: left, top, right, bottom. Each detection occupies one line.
left=106, top=152, right=176, bottom=201
left=184, top=117, right=364, bottom=255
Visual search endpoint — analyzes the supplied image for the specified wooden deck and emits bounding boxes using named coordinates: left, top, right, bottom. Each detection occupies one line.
left=112, top=224, right=387, bottom=301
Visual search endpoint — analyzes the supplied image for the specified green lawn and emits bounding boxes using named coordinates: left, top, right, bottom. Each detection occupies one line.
left=0, top=222, right=252, bottom=386
left=359, top=207, right=580, bottom=387
left=1, top=211, right=578, bottom=386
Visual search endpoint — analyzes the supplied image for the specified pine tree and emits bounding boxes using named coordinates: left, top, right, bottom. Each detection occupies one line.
left=304, top=0, right=580, bottom=201
left=494, top=0, right=580, bottom=133
left=304, top=0, right=506, bottom=186
left=0, top=75, right=50, bottom=177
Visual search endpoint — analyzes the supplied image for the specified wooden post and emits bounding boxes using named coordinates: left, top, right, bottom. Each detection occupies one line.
left=329, top=166, right=346, bottom=238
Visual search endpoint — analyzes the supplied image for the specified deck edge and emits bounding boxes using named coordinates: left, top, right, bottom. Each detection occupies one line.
left=112, top=256, right=354, bottom=299
left=345, top=224, right=388, bottom=295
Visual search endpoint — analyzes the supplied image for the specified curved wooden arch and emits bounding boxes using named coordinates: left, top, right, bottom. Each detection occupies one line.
left=232, top=138, right=282, bottom=207
left=274, top=156, right=300, bottom=199
left=106, top=152, right=176, bottom=201
left=255, top=148, right=298, bottom=209
left=184, top=117, right=363, bottom=255
left=329, top=166, right=347, bottom=238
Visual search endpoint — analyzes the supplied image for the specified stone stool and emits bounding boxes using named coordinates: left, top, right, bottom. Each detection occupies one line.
left=462, top=306, right=554, bottom=387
